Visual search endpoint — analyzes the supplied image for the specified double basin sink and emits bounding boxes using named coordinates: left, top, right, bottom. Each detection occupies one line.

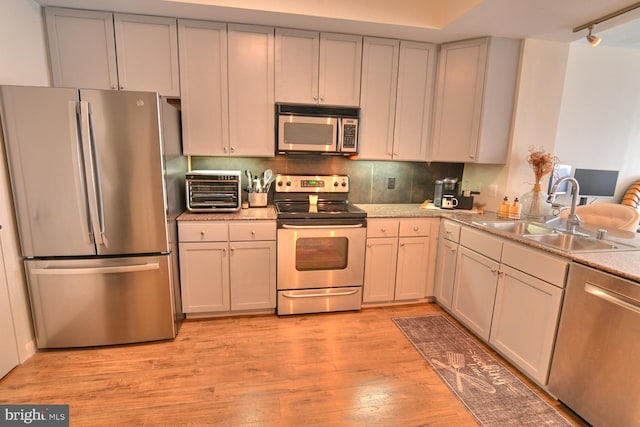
left=472, top=220, right=639, bottom=253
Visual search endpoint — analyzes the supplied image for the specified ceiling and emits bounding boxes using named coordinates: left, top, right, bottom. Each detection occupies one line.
left=34, top=0, right=640, bottom=48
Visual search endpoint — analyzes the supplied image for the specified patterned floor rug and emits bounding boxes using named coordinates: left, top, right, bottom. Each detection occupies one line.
left=393, top=314, right=574, bottom=427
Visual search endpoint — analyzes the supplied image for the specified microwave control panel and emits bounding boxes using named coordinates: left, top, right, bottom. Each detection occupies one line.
left=340, top=119, right=358, bottom=152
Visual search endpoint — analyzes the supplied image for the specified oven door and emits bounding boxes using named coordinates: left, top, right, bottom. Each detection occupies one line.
left=277, top=115, right=338, bottom=153
left=277, top=221, right=365, bottom=290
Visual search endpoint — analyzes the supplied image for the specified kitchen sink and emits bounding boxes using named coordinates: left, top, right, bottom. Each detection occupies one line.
left=472, top=220, right=557, bottom=235
left=522, top=233, right=638, bottom=253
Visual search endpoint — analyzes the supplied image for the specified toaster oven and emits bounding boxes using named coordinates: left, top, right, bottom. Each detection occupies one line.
left=185, top=170, right=241, bottom=212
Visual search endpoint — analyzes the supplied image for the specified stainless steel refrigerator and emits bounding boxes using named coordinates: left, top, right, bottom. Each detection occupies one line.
left=0, top=85, right=186, bottom=348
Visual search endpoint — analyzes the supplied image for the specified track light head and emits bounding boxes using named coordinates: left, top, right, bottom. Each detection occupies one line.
left=586, top=25, right=602, bottom=47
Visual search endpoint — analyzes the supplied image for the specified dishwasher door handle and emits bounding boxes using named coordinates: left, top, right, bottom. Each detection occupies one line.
left=585, top=282, right=640, bottom=315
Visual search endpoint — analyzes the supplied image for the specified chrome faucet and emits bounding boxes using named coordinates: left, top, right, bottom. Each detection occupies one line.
left=547, top=176, right=581, bottom=234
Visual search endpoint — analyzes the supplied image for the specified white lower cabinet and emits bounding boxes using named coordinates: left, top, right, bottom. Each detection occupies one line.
left=440, top=224, right=568, bottom=385
left=363, top=218, right=437, bottom=303
left=451, top=245, right=500, bottom=340
left=178, top=221, right=276, bottom=315
left=434, top=220, right=461, bottom=310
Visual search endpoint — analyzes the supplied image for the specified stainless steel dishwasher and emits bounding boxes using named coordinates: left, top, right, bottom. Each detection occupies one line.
left=548, top=262, right=640, bottom=427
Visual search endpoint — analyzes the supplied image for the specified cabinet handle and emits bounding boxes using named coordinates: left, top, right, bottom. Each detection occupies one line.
left=251, top=231, right=256, bottom=236
left=111, top=84, right=116, bottom=90
left=222, top=248, right=227, bottom=253
left=381, top=228, right=386, bottom=232
left=230, top=247, right=235, bottom=253
left=413, top=227, right=419, bottom=231
left=119, top=85, right=124, bottom=90
left=450, top=247, right=457, bottom=253
left=367, top=243, right=372, bottom=248
left=313, top=95, right=318, bottom=101
left=200, top=230, right=205, bottom=236
left=319, top=96, right=325, bottom=102
left=223, top=146, right=228, bottom=153
left=400, top=243, right=405, bottom=247
left=490, top=267, right=498, bottom=273
left=230, top=146, right=235, bottom=153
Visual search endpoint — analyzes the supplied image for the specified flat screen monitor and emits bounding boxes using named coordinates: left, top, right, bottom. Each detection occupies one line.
left=573, top=168, right=619, bottom=205
left=547, top=163, right=572, bottom=195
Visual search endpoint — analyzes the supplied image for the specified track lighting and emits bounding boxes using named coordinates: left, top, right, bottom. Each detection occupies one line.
left=586, top=25, right=602, bottom=47
left=573, top=2, right=640, bottom=47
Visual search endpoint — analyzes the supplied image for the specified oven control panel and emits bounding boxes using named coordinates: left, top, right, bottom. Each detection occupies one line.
left=275, top=174, right=349, bottom=193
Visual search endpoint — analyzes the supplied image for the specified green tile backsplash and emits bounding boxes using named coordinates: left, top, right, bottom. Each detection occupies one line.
left=191, top=156, right=464, bottom=204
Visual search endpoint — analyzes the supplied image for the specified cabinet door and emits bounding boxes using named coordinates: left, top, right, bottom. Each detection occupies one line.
left=179, top=242, right=229, bottom=313
left=451, top=246, right=499, bottom=340
left=434, top=238, right=458, bottom=310
left=229, top=241, right=276, bottom=310
left=393, top=41, right=436, bottom=161
left=0, top=238, right=19, bottom=378
left=490, top=264, right=563, bottom=385
left=178, top=20, right=229, bottom=156
left=395, top=237, right=429, bottom=300
left=45, top=7, right=118, bottom=90
left=319, top=33, right=362, bottom=106
left=363, top=237, right=398, bottom=303
left=228, top=24, right=275, bottom=157
left=431, top=38, right=488, bottom=162
left=114, top=14, right=180, bottom=96
left=275, top=28, right=319, bottom=104
left=358, top=37, right=399, bottom=160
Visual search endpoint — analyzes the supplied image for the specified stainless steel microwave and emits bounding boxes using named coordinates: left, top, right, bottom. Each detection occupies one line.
left=276, top=103, right=360, bottom=155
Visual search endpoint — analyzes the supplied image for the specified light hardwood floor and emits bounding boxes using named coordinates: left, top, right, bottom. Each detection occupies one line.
left=0, top=303, right=584, bottom=426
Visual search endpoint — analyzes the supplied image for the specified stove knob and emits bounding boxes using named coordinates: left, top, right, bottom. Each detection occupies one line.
left=334, top=182, right=339, bottom=187
left=341, top=182, right=347, bottom=187
left=286, top=181, right=292, bottom=186
left=277, top=180, right=283, bottom=187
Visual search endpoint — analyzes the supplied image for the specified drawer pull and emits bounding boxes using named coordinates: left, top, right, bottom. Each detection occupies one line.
left=413, top=227, right=419, bottom=231
left=381, top=228, right=386, bottom=232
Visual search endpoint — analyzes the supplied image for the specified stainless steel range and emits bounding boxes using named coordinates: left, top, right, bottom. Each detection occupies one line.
left=274, top=174, right=367, bottom=315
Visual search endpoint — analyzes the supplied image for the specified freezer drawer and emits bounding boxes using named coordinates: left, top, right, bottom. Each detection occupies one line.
left=26, top=255, right=176, bottom=348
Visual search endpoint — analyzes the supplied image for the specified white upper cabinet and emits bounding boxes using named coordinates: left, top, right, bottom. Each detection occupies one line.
left=113, top=14, right=180, bottom=96
left=431, top=37, right=521, bottom=163
left=275, top=29, right=362, bottom=106
left=178, top=20, right=229, bottom=156
left=359, top=39, right=436, bottom=161
left=227, top=24, right=275, bottom=157
left=45, top=7, right=118, bottom=90
left=179, top=21, right=274, bottom=157
left=45, top=8, right=180, bottom=96
left=393, top=41, right=436, bottom=161
left=358, top=37, right=399, bottom=160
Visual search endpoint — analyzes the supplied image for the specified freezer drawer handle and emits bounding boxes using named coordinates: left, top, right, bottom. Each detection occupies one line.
left=281, top=289, right=359, bottom=299
left=31, top=262, right=160, bottom=276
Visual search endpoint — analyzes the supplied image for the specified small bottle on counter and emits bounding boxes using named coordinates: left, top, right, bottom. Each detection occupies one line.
left=499, top=196, right=509, bottom=218
left=509, top=197, right=521, bottom=219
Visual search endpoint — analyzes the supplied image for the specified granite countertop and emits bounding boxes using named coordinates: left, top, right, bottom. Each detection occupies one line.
left=356, top=203, right=640, bottom=283
left=178, top=206, right=277, bottom=221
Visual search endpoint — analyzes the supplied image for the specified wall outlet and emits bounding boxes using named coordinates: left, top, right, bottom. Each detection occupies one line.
left=387, top=177, right=396, bottom=189
left=488, top=184, right=498, bottom=197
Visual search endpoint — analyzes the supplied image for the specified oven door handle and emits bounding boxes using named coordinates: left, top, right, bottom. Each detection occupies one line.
left=281, top=224, right=364, bottom=229
left=281, top=289, right=360, bottom=298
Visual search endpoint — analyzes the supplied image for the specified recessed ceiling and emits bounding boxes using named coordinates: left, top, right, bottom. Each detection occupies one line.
left=34, top=0, right=640, bottom=48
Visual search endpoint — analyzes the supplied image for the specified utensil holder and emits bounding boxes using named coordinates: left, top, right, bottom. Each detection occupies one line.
left=248, top=192, right=267, bottom=207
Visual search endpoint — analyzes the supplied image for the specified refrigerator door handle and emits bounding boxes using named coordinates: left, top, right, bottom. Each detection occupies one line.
left=30, top=262, right=160, bottom=276
left=71, top=101, right=93, bottom=245
left=87, top=107, right=107, bottom=247
left=78, top=101, right=105, bottom=247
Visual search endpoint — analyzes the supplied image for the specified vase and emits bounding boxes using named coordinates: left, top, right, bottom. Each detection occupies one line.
left=520, top=183, right=550, bottom=220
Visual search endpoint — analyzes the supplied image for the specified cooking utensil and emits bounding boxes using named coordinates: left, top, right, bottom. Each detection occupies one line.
left=245, top=169, right=253, bottom=191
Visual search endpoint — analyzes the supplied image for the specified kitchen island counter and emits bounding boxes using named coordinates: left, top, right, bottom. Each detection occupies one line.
left=177, top=207, right=277, bottom=221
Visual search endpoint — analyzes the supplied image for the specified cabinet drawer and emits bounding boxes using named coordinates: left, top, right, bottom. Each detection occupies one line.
left=460, top=226, right=503, bottom=261
left=399, top=219, right=431, bottom=237
left=229, top=221, right=276, bottom=241
left=367, top=219, right=399, bottom=238
left=441, top=220, right=461, bottom=243
left=501, top=242, right=568, bottom=288
left=178, top=222, right=228, bottom=242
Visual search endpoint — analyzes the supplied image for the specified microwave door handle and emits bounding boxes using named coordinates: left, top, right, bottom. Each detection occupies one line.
left=337, top=117, right=343, bottom=152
